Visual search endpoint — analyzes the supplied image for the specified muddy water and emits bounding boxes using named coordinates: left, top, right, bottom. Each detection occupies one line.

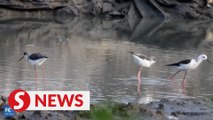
left=0, top=18, right=212, bottom=104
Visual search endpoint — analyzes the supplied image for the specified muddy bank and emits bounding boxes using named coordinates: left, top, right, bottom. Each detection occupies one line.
left=0, top=0, right=213, bottom=20
left=1, top=96, right=213, bottom=120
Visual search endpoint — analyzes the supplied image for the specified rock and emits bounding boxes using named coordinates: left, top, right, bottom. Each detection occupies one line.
left=93, top=1, right=102, bottom=16
left=171, top=112, right=177, bottom=117
left=0, top=0, right=212, bottom=19
left=127, top=3, right=141, bottom=30
left=158, top=104, right=164, bottom=109
left=72, top=0, right=85, bottom=5
left=74, top=1, right=94, bottom=14
left=18, top=114, right=26, bottom=119
left=133, top=0, right=213, bottom=20
left=0, top=96, right=6, bottom=109
left=108, top=10, right=123, bottom=17
left=102, top=2, right=113, bottom=13
left=56, top=6, right=78, bottom=16
left=0, top=96, right=6, bottom=104
left=0, top=0, right=132, bottom=18
left=140, top=98, right=213, bottom=120
left=194, top=0, right=208, bottom=7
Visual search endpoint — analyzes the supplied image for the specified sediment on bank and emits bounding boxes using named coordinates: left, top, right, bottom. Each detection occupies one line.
left=1, top=96, right=213, bottom=120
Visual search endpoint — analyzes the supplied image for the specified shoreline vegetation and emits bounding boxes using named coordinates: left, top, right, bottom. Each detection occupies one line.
left=0, top=0, right=212, bottom=21
left=1, top=96, right=213, bottom=120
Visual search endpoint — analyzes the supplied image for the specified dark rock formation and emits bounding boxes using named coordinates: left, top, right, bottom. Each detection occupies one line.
left=0, top=0, right=132, bottom=19
left=0, top=0, right=212, bottom=20
left=133, top=0, right=213, bottom=20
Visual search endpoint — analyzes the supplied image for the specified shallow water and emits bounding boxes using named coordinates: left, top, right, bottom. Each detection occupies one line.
left=0, top=18, right=213, bottom=104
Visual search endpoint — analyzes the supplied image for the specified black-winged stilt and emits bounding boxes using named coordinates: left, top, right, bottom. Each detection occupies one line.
left=18, top=52, right=48, bottom=90
left=130, top=52, right=156, bottom=94
left=166, top=54, right=213, bottom=86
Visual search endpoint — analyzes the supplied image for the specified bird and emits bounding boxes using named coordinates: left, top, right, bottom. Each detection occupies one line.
left=18, top=52, right=48, bottom=90
left=166, top=54, right=213, bottom=87
left=130, top=52, right=156, bottom=94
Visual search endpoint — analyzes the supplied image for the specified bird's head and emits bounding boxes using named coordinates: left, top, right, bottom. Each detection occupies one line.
left=18, top=52, right=29, bottom=62
left=198, top=54, right=213, bottom=65
left=23, top=52, right=28, bottom=56
left=198, top=54, right=207, bottom=61
left=150, top=56, right=156, bottom=64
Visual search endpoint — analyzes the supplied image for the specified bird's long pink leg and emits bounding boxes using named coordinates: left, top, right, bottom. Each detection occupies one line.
left=170, top=70, right=181, bottom=80
left=41, top=64, right=46, bottom=89
left=137, top=66, right=142, bottom=96
left=169, top=70, right=181, bottom=91
left=182, top=71, right=187, bottom=95
left=34, top=65, right=37, bottom=90
left=182, top=71, right=187, bottom=86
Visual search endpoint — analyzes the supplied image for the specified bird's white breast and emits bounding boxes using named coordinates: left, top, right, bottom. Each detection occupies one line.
left=132, top=55, right=152, bottom=68
left=28, top=58, right=47, bottom=66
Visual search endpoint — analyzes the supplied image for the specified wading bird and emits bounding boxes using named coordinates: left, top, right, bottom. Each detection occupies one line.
left=166, top=54, right=213, bottom=87
left=130, top=52, right=156, bottom=95
left=18, top=52, right=48, bottom=90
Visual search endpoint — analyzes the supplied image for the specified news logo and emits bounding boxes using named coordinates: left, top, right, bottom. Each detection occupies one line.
left=2, top=105, right=16, bottom=118
left=8, top=89, right=90, bottom=112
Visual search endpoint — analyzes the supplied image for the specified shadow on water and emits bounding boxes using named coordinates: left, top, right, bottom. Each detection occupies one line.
left=0, top=17, right=212, bottom=50
left=0, top=17, right=213, bottom=103
left=130, top=18, right=213, bottom=49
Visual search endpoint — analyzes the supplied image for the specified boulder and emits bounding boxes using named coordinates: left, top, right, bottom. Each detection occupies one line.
left=102, top=2, right=113, bottom=13
left=56, top=6, right=78, bottom=16
left=132, top=0, right=213, bottom=20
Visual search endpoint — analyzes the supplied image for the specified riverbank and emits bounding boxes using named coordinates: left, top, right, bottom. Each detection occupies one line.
left=1, top=96, right=213, bottom=120
left=0, top=0, right=213, bottom=21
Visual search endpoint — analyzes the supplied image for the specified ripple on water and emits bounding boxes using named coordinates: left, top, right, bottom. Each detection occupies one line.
left=0, top=19, right=213, bottom=104
left=114, top=77, right=170, bottom=86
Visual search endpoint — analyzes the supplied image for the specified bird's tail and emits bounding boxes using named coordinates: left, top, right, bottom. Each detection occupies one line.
left=43, top=56, right=48, bottom=58
left=129, top=51, right=136, bottom=55
left=165, top=63, right=179, bottom=66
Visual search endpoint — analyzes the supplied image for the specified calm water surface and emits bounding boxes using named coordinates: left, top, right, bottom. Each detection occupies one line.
left=0, top=18, right=213, bottom=104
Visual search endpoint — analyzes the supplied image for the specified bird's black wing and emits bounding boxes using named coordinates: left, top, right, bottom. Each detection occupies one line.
left=29, top=53, right=48, bottom=60
left=166, top=59, right=191, bottom=66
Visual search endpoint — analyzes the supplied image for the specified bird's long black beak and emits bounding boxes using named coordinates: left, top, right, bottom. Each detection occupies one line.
left=206, top=60, right=213, bottom=65
left=18, top=56, right=24, bottom=62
